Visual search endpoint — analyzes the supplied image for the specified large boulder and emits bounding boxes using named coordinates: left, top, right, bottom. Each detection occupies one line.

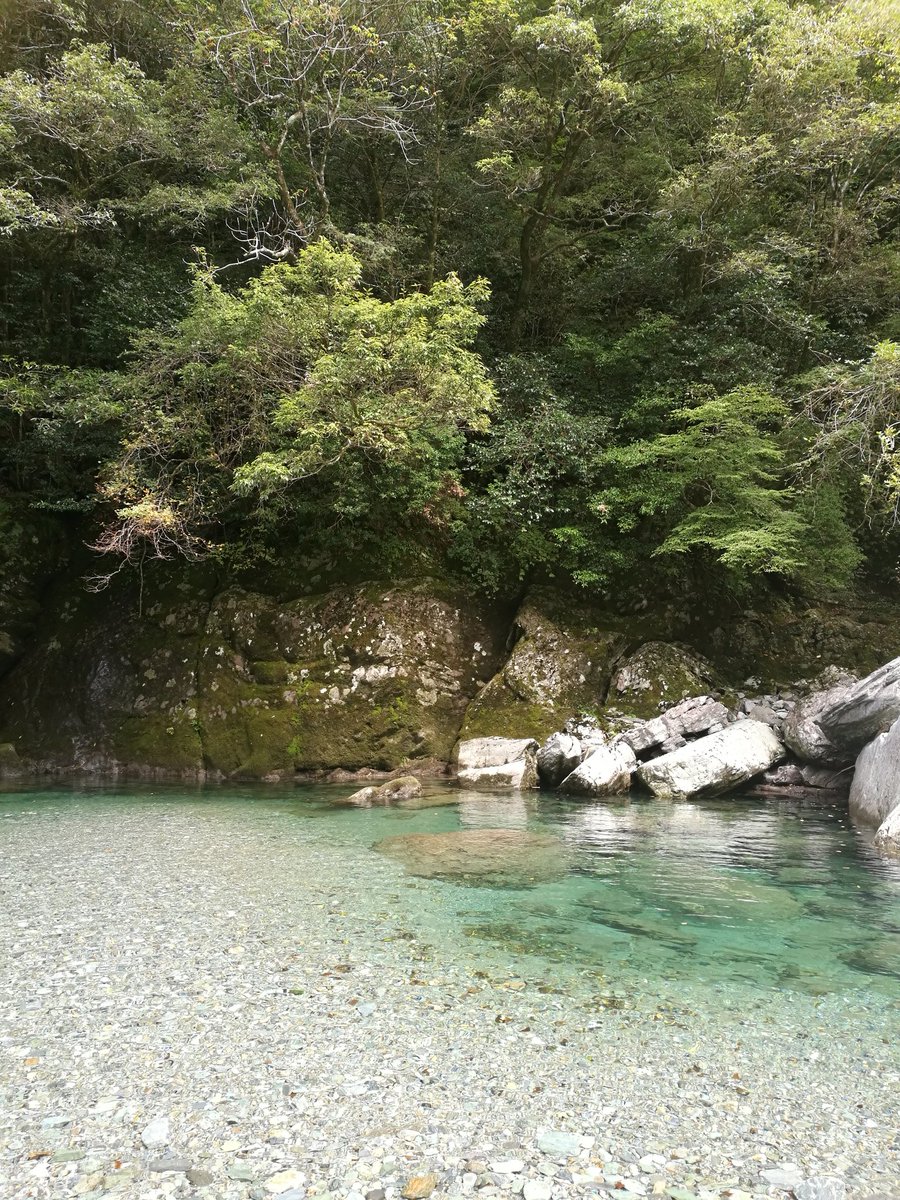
left=456, top=736, right=539, bottom=791
left=459, top=590, right=630, bottom=742
left=638, top=720, right=784, bottom=800
left=817, top=657, right=900, bottom=752
left=782, top=681, right=855, bottom=767
left=612, top=642, right=722, bottom=719
left=848, top=715, right=900, bottom=826
left=558, top=741, right=637, bottom=797
left=536, top=732, right=584, bottom=788
left=874, top=804, right=900, bottom=855
left=619, top=695, right=731, bottom=758
left=344, top=775, right=422, bottom=805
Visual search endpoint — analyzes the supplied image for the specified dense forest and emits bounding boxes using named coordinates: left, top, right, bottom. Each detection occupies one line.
left=1, top=0, right=898, bottom=614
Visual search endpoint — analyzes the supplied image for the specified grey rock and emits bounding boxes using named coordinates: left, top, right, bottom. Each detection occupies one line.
left=817, top=656, right=900, bottom=751
left=149, top=1156, right=192, bottom=1173
left=227, top=1164, right=258, bottom=1181
left=558, top=741, right=636, bottom=797
left=760, top=1167, right=803, bottom=1189
left=793, top=1178, right=846, bottom=1200
left=140, top=1117, right=170, bottom=1148
left=783, top=683, right=854, bottom=767
left=537, top=1131, right=582, bottom=1157
left=457, top=756, right=539, bottom=791
left=619, top=696, right=731, bottom=758
left=638, top=720, right=784, bottom=800
left=537, top=733, right=583, bottom=789
left=850, top=715, right=900, bottom=826
left=186, top=1169, right=215, bottom=1187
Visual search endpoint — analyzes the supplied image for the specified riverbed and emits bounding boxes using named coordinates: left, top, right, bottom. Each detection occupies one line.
left=1, top=782, right=898, bottom=1199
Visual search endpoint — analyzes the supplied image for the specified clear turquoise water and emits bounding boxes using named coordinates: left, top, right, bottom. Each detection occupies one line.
left=2, top=780, right=899, bottom=1006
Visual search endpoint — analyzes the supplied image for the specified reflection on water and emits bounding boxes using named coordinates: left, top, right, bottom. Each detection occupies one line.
left=1, top=779, right=899, bottom=1003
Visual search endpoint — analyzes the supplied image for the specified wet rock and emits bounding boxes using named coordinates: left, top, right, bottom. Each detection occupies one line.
left=457, top=737, right=539, bottom=791
left=375, top=828, right=567, bottom=887
left=849, top=715, right=900, bottom=826
left=874, top=803, right=900, bottom=854
left=537, top=733, right=583, bottom=788
left=817, top=656, right=900, bottom=752
left=344, top=776, right=423, bottom=806
left=558, top=742, right=636, bottom=797
left=638, top=721, right=784, bottom=799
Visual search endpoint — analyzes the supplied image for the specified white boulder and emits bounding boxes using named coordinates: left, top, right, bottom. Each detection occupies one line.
left=817, top=656, right=900, bottom=752
left=848, top=714, right=900, bottom=826
left=558, top=742, right=637, bottom=797
left=874, top=803, right=900, bottom=854
left=638, top=720, right=784, bottom=800
left=456, top=736, right=539, bottom=791
left=537, top=732, right=583, bottom=788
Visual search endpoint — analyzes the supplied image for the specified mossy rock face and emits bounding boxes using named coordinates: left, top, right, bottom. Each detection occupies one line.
left=198, top=582, right=506, bottom=777
left=0, top=573, right=506, bottom=779
left=610, top=641, right=723, bottom=719
left=460, top=589, right=632, bottom=743
left=0, top=568, right=214, bottom=776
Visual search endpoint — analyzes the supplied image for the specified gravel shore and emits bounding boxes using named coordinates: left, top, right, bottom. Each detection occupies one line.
left=0, top=791, right=897, bottom=1200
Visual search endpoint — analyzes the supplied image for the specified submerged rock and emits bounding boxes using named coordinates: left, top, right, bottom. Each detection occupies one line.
left=850, top=715, right=900, bottom=826
left=375, top=828, right=567, bottom=886
left=558, top=742, right=636, bottom=797
left=537, top=732, right=584, bottom=788
left=817, top=656, right=900, bottom=752
left=344, top=776, right=423, bottom=805
left=638, top=720, right=784, bottom=799
left=456, top=736, right=539, bottom=791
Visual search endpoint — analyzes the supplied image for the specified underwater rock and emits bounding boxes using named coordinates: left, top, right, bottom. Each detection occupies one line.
left=850, top=714, right=900, bottom=826
left=638, top=720, right=784, bottom=799
left=375, top=828, right=567, bottom=886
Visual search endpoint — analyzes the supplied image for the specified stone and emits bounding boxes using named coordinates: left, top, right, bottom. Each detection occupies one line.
left=140, top=1117, right=170, bottom=1148
left=536, top=733, right=583, bottom=788
left=793, top=1179, right=846, bottom=1200
left=456, top=736, right=539, bottom=790
left=149, top=1157, right=192, bottom=1173
left=344, top=776, right=423, bottom=805
left=491, top=1161, right=525, bottom=1174
left=638, top=720, right=784, bottom=799
left=458, top=757, right=539, bottom=791
left=762, top=763, right=805, bottom=786
left=227, top=1164, right=257, bottom=1181
left=402, top=1174, right=439, bottom=1199
left=457, top=737, right=539, bottom=770
left=459, top=589, right=629, bottom=742
left=874, top=802, right=900, bottom=854
left=558, top=741, right=636, bottom=796
left=523, top=1182, right=553, bottom=1200
left=537, top=1131, right=582, bottom=1157
left=760, top=1167, right=803, bottom=1190
left=186, top=1169, right=215, bottom=1187
left=817, top=656, right=900, bottom=751
left=619, top=697, right=732, bottom=758
left=266, top=1169, right=307, bottom=1194
left=782, top=681, right=854, bottom=766
left=849, top=715, right=900, bottom=826
left=798, top=763, right=848, bottom=790
left=613, top=642, right=721, bottom=719
left=376, top=828, right=567, bottom=887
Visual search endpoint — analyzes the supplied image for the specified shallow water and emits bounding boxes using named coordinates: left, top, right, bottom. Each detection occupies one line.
left=2, top=779, right=898, bottom=1008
